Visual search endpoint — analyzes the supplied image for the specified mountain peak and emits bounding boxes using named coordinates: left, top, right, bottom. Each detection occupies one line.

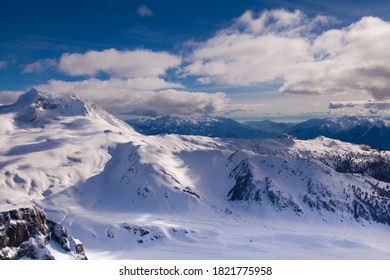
left=2, top=89, right=86, bottom=123
left=13, top=87, right=42, bottom=106
left=0, top=89, right=133, bottom=131
left=23, top=87, right=39, bottom=96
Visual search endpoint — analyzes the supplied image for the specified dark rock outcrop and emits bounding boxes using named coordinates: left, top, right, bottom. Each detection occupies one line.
left=0, top=205, right=87, bottom=260
left=47, top=221, right=71, bottom=252
left=227, top=160, right=262, bottom=202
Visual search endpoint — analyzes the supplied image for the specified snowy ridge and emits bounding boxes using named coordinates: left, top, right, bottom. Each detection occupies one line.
left=0, top=90, right=389, bottom=259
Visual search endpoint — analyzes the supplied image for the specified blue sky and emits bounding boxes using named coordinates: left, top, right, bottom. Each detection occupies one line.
left=1, top=0, right=390, bottom=121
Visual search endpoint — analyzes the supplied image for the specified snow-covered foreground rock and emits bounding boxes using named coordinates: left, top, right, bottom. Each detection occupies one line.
left=0, top=89, right=389, bottom=259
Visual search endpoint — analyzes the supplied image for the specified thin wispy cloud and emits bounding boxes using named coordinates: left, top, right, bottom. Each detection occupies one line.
left=137, top=5, right=154, bottom=17
left=22, top=58, right=57, bottom=74
left=0, top=60, right=7, bottom=69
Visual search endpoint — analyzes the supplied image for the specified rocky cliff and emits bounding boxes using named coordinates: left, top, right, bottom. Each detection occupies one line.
left=0, top=206, right=87, bottom=260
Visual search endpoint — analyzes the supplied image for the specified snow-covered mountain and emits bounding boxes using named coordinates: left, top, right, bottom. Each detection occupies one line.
left=127, top=115, right=275, bottom=138
left=286, top=116, right=390, bottom=150
left=1, top=90, right=389, bottom=259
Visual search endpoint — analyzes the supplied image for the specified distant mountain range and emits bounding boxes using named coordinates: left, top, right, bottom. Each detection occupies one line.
left=284, top=116, right=390, bottom=150
left=128, top=115, right=390, bottom=150
left=244, top=119, right=294, bottom=134
left=127, top=115, right=276, bottom=139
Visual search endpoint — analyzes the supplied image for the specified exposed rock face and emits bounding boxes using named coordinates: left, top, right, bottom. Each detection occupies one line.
left=0, top=206, right=87, bottom=260
left=227, top=160, right=262, bottom=202
left=47, top=221, right=71, bottom=252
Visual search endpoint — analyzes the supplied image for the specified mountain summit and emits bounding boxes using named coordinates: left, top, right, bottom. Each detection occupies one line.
left=2, top=88, right=85, bottom=121
left=0, top=88, right=134, bottom=131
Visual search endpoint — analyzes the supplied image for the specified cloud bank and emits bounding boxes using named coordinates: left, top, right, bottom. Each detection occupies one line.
left=36, top=78, right=227, bottom=116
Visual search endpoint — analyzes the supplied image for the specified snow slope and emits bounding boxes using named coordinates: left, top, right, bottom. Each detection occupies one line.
left=1, top=89, right=389, bottom=259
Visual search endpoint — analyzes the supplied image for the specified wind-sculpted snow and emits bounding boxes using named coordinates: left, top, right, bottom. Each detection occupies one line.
left=0, top=90, right=389, bottom=259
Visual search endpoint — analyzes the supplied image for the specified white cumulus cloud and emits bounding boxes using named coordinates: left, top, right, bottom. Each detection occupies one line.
left=58, top=48, right=181, bottom=78
left=184, top=9, right=326, bottom=86
left=281, top=16, right=390, bottom=100
left=185, top=9, right=390, bottom=101
left=35, top=48, right=227, bottom=116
